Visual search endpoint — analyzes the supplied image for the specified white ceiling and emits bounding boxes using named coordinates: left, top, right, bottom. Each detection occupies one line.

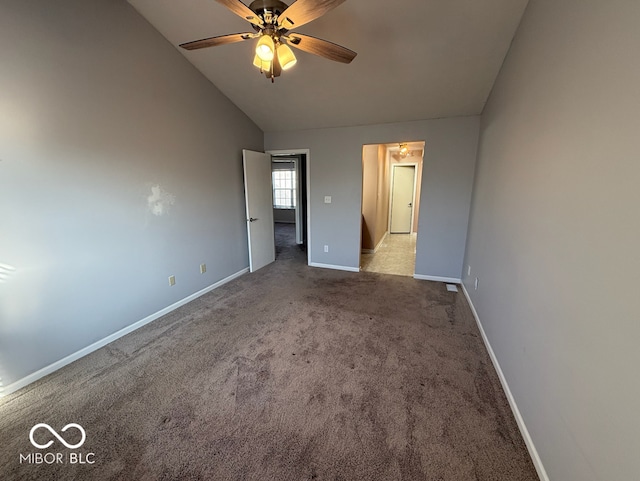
left=128, top=0, right=529, bottom=132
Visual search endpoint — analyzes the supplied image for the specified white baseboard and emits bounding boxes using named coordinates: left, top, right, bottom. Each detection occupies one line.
left=309, top=262, right=360, bottom=273
left=461, top=284, right=549, bottom=481
left=2, top=267, right=249, bottom=397
left=413, top=274, right=462, bottom=284
left=373, top=232, right=388, bottom=253
left=361, top=232, right=387, bottom=255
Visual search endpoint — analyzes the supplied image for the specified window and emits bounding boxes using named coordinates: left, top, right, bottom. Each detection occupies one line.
left=272, top=164, right=296, bottom=209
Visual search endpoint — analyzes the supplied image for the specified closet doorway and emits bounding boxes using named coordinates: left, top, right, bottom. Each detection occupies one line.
left=390, top=164, right=417, bottom=234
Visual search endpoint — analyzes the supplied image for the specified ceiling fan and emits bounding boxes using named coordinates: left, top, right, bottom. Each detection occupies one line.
left=179, top=0, right=357, bottom=82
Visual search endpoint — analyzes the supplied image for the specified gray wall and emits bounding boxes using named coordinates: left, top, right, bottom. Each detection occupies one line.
left=0, top=0, right=262, bottom=386
left=463, top=0, right=640, bottom=479
left=265, top=117, right=479, bottom=277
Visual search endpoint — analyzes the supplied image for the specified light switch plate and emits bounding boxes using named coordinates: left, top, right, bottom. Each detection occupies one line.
left=324, top=196, right=332, bottom=204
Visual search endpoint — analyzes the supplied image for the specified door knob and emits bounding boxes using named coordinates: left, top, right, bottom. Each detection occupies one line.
left=249, top=217, right=258, bottom=222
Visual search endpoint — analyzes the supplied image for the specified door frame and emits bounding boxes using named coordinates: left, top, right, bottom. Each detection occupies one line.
left=388, top=162, right=418, bottom=234
left=267, top=148, right=311, bottom=267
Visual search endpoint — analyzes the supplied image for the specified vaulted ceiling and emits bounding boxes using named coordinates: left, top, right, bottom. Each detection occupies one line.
left=128, top=0, right=529, bottom=132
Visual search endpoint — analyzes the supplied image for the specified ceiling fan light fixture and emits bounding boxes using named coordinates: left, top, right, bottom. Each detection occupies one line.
left=277, top=43, right=297, bottom=70
left=256, top=34, right=275, bottom=62
left=179, top=0, right=358, bottom=82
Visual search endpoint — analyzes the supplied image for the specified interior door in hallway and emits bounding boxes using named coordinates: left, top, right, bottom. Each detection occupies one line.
left=390, top=165, right=416, bottom=234
left=243, top=149, right=275, bottom=272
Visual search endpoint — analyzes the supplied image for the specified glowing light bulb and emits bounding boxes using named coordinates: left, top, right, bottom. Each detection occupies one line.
left=256, top=35, right=274, bottom=62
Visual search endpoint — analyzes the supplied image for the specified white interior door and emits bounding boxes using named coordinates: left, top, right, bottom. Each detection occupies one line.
left=390, top=165, right=416, bottom=233
left=243, top=149, right=275, bottom=272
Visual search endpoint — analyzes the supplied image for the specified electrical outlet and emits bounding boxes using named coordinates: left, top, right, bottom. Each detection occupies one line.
left=168, top=275, right=176, bottom=286
left=324, top=245, right=329, bottom=253
left=467, top=265, right=471, bottom=276
left=324, top=196, right=332, bottom=204
left=474, top=277, right=479, bottom=290
left=200, top=263, right=206, bottom=274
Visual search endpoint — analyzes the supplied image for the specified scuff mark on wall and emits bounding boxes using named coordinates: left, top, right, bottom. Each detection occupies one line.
left=0, top=263, right=16, bottom=284
left=147, top=184, right=175, bottom=216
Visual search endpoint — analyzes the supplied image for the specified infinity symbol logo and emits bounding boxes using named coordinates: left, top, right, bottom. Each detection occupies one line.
left=29, top=423, right=86, bottom=449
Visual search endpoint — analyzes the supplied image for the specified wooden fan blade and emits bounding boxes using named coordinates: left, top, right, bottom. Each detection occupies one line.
left=286, top=33, right=356, bottom=63
left=180, top=33, right=254, bottom=51
left=215, top=0, right=263, bottom=26
left=278, top=0, right=346, bottom=30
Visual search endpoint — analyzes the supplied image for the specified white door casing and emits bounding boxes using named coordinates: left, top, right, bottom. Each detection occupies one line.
left=294, top=157, right=303, bottom=245
left=243, top=149, right=275, bottom=272
left=390, top=164, right=416, bottom=234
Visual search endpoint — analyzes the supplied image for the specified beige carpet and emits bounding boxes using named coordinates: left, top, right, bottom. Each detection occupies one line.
left=360, top=233, right=417, bottom=277
left=0, top=242, right=538, bottom=480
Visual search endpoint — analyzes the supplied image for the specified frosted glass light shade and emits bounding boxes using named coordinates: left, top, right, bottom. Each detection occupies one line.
left=256, top=35, right=274, bottom=62
left=277, top=43, right=297, bottom=70
left=253, top=54, right=270, bottom=71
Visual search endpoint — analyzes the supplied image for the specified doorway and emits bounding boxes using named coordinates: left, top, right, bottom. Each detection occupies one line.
left=269, top=151, right=309, bottom=264
left=360, top=141, right=425, bottom=277
left=390, top=164, right=417, bottom=233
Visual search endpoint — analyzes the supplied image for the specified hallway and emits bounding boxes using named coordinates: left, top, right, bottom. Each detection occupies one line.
left=360, top=233, right=416, bottom=277
left=274, top=222, right=306, bottom=263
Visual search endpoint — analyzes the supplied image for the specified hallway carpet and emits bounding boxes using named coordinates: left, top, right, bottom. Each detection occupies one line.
left=0, top=250, right=538, bottom=480
left=275, top=222, right=302, bottom=261
left=361, top=233, right=417, bottom=277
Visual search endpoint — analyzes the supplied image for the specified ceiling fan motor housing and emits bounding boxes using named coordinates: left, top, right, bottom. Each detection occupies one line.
left=249, top=0, right=288, bottom=18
